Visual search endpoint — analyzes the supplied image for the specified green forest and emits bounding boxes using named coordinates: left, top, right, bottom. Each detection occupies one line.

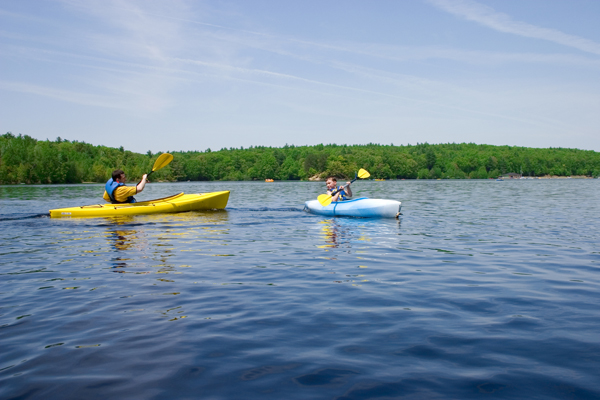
left=1, top=132, right=599, bottom=184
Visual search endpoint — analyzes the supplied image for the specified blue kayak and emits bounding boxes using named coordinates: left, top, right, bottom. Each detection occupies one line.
left=304, top=197, right=402, bottom=218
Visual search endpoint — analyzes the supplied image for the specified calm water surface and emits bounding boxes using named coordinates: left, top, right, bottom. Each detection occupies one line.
left=1, top=180, right=599, bottom=399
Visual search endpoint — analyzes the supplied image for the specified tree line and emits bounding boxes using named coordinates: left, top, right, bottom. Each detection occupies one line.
left=1, top=132, right=599, bottom=184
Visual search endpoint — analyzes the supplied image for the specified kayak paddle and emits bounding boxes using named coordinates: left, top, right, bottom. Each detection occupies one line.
left=317, top=168, right=370, bottom=207
left=147, top=153, right=173, bottom=177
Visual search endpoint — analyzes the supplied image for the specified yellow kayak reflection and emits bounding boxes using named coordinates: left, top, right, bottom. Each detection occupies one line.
left=105, top=210, right=230, bottom=273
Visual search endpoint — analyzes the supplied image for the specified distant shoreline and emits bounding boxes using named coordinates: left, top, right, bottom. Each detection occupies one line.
left=509, top=175, right=594, bottom=179
left=3, top=133, right=600, bottom=184
left=4, top=176, right=598, bottom=186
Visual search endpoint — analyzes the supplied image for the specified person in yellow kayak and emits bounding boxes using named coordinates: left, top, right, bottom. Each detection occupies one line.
left=103, top=170, right=148, bottom=204
left=326, top=176, right=352, bottom=202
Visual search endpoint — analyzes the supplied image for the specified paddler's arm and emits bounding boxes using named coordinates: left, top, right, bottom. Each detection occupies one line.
left=344, top=181, right=352, bottom=197
left=136, top=174, right=148, bottom=193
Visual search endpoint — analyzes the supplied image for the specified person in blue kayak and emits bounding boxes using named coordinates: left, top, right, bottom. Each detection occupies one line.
left=326, top=176, right=352, bottom=202
left=103, top=169, right=148, bottom=204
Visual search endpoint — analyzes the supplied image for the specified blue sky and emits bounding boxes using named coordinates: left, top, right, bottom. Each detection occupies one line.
left=1, top=0, right=599, bottom=153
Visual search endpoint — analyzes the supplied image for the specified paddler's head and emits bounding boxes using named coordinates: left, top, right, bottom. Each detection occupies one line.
left=112, top=169, right=126, bottom=183
left=326, top=177, right=337, bottom=190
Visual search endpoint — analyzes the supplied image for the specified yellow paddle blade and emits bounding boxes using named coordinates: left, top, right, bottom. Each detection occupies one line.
left=317, top=194, right=333, bottom=207
left=152, top=153, right=173, bottom=172
left=357, top=168, right=370, bottom=179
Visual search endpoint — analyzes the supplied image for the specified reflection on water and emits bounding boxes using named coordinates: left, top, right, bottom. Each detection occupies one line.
left=111, top=229, right=139, bottom=252
left=318, top=219, right=369, bottom=249
left=318, top=219, right=345, bottom=249
left=103, top=211, right=231, bottom=274
left=317, top=218, right=397, bottom=251
left=109, top=229, right=138, bottom=272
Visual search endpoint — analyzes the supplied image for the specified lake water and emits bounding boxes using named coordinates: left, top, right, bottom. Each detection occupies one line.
left=1, top=180, right=599, bottom=399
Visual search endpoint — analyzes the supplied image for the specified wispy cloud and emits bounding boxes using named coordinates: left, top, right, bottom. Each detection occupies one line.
left=59, top=0, right=192, bottom=61
left=151, top=14, right=600, bottom=68
left=4, top=0, right=590, bottom=129
left=0, top=80, right=128, bottom=109
left=427, top=0, right=600, bottom=56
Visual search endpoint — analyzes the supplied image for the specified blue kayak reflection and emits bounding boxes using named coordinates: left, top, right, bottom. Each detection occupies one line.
left=317, top=217, right=401, bottom=251
left=318, top=219, right=357, bottom=249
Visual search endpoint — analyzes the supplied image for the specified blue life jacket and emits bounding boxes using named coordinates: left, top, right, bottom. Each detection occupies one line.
left=334, top=185, right=347, bottom=201
left=105, top=178, right=136, bottom=204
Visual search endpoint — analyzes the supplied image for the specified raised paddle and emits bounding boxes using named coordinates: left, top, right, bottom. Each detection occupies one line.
left=317, top=168, right=370, bottom=207
left=147, top=153, right=173, bottom=177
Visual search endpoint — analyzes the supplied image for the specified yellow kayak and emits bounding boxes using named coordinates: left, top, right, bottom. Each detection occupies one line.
left=49, top=191, right=229, bottom=218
